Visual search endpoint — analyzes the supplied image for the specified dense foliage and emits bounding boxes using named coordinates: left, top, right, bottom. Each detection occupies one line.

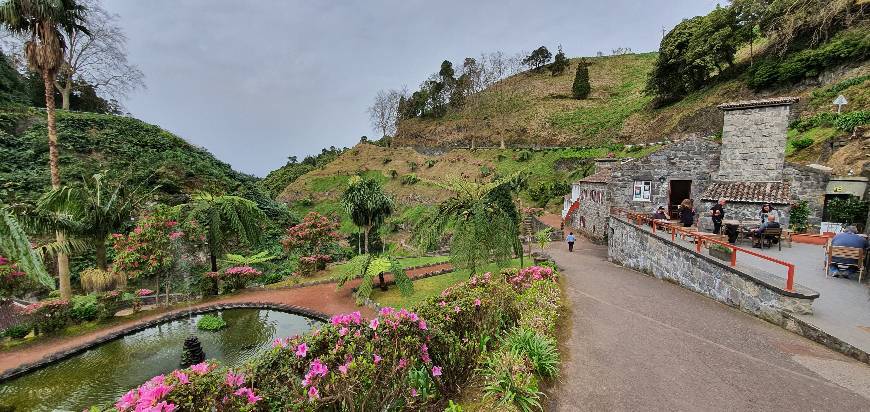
left=281, top=211, right=341, bottom=275
left=572, top=59, right=591, bottom=99
left=260, top=146, right=346, bottom=198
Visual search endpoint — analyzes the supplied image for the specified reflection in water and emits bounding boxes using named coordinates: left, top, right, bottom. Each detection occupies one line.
left=0, top=308, right=320, bottom=412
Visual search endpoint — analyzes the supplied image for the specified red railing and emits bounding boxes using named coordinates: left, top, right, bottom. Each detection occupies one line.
left=617, top=209, right=796, bottom=291
left=563, top=199, right=580, bottom=225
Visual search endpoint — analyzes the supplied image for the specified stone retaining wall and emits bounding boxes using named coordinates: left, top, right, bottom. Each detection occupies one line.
left=607, top=216, right=818, bottom=325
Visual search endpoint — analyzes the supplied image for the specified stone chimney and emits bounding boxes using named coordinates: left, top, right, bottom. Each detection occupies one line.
left=716, top=97, right=798, bottom=182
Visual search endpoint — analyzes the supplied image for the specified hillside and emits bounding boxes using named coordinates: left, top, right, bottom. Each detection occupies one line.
left=0, top=108, right=263, bottom=206
left=396, top=51, right=870, bottom=151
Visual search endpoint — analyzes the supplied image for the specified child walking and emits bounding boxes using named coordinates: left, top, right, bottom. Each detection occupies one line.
left=566, top=232, right=575, bottom=252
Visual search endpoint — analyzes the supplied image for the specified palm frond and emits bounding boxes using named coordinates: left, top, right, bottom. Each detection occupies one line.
left=0, top=205, right=54, bottom=289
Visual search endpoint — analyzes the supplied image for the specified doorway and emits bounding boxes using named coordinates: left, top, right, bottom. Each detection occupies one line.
left=668, top=180, right=692, bottom=219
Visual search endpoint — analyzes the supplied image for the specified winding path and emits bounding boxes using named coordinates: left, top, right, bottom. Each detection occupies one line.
left=547, top=239, right=870, bottom=410
left=0, top=263, right=453, bottom=379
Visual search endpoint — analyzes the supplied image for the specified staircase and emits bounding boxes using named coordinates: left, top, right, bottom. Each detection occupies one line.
left=563, top=199, right=580, bottom=226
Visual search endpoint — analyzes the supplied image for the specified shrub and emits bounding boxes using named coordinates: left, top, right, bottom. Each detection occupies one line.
left=401, top=173, right=419, bottom=185
left=297, top=255, right=331, bottom=276
left=515, top=279, right=562, bottom=335
left=835, top=111, right=870, bottom=132
left=382, top=157, right=392, bottom=164
left=503, top=328, right=559, bottom=378
left=481, top=350, right=543, bottom=412
left=503, top=266, right=557, bottom=291
left=3, top=323, right=30, bottom=339
left=0, top=256, right=30, bottom=299
left=425, top=159, right=437, bottom=168
left=407, top=161, right=419, bottom=171
left=479, top=165, right=492, bottom=177
left=69, top=294, right=106, bottom=322
left=515, top=150, right=532, bottom=162
left=197, top=314, right=227, bottom=331
left=24, top=299, right=70, bottom=334
left=219, top=266, right=262, bottom=292
left=79, top=268, right=119, bottom=293
left=388, top=169, right=398, bottom=179
left=790, top=136, right=814, bottom=150
left=789, top=201, right=811, bottom=233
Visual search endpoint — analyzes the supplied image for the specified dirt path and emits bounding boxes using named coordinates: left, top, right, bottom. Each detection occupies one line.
left=0, top=263, right=453, bottom=377
left=547, top=239, right=870, bottom=411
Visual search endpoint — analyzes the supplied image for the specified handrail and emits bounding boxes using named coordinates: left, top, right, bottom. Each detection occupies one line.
left=616, top=209, right=796, bottom=291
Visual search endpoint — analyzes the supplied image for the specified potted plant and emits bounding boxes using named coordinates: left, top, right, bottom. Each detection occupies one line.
left=708, top=243, right=733, bottom=262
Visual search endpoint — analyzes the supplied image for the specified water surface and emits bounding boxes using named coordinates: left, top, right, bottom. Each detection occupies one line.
left=0, top=308, right=319, bottom=411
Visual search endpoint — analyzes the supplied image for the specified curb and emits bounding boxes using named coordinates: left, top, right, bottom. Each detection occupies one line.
left=0, top=302, right=329, bottom=383
left=782, top=313, right=869, bottom=365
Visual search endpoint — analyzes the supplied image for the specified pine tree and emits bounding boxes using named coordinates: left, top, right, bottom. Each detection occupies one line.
left=549, top=45, right=570, bottom=76
left=572, top=59, right=591, bottom=99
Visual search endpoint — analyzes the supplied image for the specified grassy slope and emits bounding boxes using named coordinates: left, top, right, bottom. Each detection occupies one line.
left=0, top=107, right=260, bottom=206
left=395, top=51, right=869, bottom=156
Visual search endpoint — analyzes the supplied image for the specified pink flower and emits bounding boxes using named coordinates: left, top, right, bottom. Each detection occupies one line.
left=308, top=386, right=319, bottom=400
left=438, top=301, right=447, bottom=307
left=225, top=371, right=245, bottom=388
left=379, top=307, right=394, bottom=316
left=339, top=362, right=350, bottom=375
left=454, top=306, right=461, bottom=313
left=234, top=387, right=262, bottom=405
left=431, top=366, right=442, bottom=376
left=171, top=370, right=190, bottom=385
left=418, top=320, right=427, bottom=330
left=369, top=318, right=379, bottom=330
left=295, top=342, right=308, bottom=358
left=397, top=358, right=408, bottom=370
left=168, top=231, right=184, bottom=240
left=272, top=338, right=287, bottom=348
left=474, top=298, right=481, bottom=307
left=373, top=354, right=382, bottom=364
left=190, top=362, right=211, bottom=375
left=308, top=359, right=328, bottom=377
left=339, top=327, right=348, bottom=336
left=411, top=388, right=418, bottom=397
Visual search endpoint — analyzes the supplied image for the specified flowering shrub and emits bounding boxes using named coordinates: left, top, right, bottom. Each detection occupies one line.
left=503, top=266, right=557, bottom=291
left=23, top=299, right=70, bottom=334
left=281, top=212, right=341, bottom=275
left=0, top=255, right=28, bottom=299
left=214, top=266, right=262, bottom=293
left=115, top=361, right=262, bottom=412
left=112, top=210, right=204, bottom=280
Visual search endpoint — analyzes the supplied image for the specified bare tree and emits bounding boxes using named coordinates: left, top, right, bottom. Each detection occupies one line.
left=367, top=89, right=404, bottom=142
left=53, top=0, right=143, bottom=110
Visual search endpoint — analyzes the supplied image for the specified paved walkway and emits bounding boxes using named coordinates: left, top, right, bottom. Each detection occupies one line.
left=736, top=242, right=870, bottom=358
left=547, top=239, right=870, bottom=411
left=0, top=263, right=452, bottom=377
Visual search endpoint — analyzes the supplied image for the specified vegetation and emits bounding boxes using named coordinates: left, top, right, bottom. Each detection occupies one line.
left=0, top=204, right=54, bottom=292
left=572, top=59, right=591, bottom=99
left=788, top=201, right=810, bottom=233
left=336, top=253, right=411, bottom=303
left=825, top=196, right=869, bottom=228
left=523, top=46, right=552, bottom=72
left=341, top=176, right=394, bottom=255
left=197, top=314, right=227, bottom=331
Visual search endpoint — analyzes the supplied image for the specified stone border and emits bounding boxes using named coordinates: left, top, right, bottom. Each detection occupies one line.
left=0, top=302, right=329, bottom=383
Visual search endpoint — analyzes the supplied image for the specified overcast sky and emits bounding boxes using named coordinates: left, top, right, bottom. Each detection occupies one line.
left=103, top=0, right=719, bottom=177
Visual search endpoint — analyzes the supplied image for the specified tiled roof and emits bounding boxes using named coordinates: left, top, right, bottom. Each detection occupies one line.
left=717, top=97, right=799, bottom=110
left=575, top=170, right=610, bottom=184
left=701, top=181, right=791, bottom=204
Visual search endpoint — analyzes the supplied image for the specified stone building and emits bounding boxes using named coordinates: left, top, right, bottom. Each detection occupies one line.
left=562, top=97, right=831, bottom=237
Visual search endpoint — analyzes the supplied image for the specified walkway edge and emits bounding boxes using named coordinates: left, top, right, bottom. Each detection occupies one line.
left=0, top=302, right=329, bottom=383
left=782, top=313, right=870, bottom=365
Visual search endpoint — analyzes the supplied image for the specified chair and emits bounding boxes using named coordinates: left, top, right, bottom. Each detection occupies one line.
left=825, top=246, right=866, bottom=282
left=761, top=228, right=783, bottom=251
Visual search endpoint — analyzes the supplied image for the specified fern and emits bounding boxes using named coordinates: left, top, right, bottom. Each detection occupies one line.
left=337, top=254, right=412, bottom=303
left=0, top=205, right=54, bottom=289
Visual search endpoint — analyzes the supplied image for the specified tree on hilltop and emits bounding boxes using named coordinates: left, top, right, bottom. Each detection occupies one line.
left=549, top=45, right=569, bottom=76
left=523, top=46, right=551, bottom=72
left=572, top=58, right=591, bottom=99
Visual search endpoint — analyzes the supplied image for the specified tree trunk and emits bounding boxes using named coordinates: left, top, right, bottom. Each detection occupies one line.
left=210, top=252, right=218, bottom=272
left=363, top=226, right=370, bottom=255
left=155, top=272, right=160, bottom=308
left=95, top=241, right=108, bottom=271
left=44, top=71, right=71, bottom=300
left=60, top=78, right=72, bottom=111
left=500, top=138, right=505, bottom=149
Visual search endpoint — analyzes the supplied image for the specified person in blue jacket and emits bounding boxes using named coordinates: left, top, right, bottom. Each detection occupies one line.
left=566, top=232, right=576, bottom=252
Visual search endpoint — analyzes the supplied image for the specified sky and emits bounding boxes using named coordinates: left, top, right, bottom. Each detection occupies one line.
left=103, top=0, right=720, bottom=177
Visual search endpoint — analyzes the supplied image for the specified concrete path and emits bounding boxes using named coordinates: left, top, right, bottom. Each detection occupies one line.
left=547, top=239, right=870, bottom=411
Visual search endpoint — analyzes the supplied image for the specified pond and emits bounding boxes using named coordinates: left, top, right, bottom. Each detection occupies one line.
left=0, top=308, right=321, bottom=411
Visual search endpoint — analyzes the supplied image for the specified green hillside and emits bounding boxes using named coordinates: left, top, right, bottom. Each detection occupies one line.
left=0, top=107, right=263, bottom=206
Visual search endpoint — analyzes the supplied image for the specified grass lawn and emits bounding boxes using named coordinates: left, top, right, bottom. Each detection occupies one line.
left=266, top=255, right=451, bottom=289
left=371, top=258, right=525, bottom=309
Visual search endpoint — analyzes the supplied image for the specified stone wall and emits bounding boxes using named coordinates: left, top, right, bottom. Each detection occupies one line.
left=569, top=181, right=609, bottom=241
left=610, top=137, right=721, bottom=214
left=783, top=163, right=829, bottom=228
left=717, top=104, right=791, bottom=182
left=607, top=216, right=818, bottom=325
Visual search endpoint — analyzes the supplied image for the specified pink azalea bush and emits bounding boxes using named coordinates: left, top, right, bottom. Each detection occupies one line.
left=503, top=265, right=557, bottom=291
left=216, top=266, right=263, bottom=293
left=23, top=299, right=71, bottom=334
left=0, top=255, right=29, bottom=299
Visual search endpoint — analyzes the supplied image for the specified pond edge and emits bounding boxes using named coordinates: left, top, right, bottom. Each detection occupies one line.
left=0, top=302, right=329, bottom=383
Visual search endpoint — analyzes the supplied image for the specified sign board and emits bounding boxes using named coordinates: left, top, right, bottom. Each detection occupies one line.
left=833, top=95, right=848, bottom=113
left=820, top=222, right=844, bottom=234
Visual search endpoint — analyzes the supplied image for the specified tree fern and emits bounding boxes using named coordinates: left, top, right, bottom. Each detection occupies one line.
left=0, top=205, right=54, bottom=289
left=336, top=254, right=412, bottom=304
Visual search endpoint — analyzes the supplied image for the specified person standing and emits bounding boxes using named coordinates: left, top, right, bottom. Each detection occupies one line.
left=710, top=198, right=726, bottom=234
left=679, top=199, right=696, bottom=228
left=566, top=232, right=576, bottom=252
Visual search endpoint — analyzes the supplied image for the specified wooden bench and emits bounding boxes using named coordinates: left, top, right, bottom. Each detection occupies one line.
left=826, top=245, right=866, bottom=282
left=761, top=228, right=783, bottom=251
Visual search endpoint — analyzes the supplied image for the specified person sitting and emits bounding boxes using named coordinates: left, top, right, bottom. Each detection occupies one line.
left=751, top=214, right=781, bottom=248
left=652, top=206, right=668, bottom=220
left=829, top=226, right=868, bottom=278
left=758, top=203, right=780, bottom=225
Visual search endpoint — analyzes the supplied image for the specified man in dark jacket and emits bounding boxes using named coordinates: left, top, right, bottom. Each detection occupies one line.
left=710, top=198, right=726, bottom=234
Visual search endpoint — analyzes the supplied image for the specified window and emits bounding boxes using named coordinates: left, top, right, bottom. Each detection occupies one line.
left=632, top=181, right=651, bottom=202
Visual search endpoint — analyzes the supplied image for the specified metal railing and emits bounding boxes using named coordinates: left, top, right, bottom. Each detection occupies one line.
left=617, top=209, right=797, bottom=291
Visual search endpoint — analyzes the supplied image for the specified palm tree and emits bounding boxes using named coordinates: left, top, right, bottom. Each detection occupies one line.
left=415, top=173, right=522, bottom=275
left=175, top=193, right=266, bottom=272
left=37, top=173, right=154, bottom=271
left=0, top=204, right=55, bottom=291
left=341, top=176, right=394, bottom=255
left=0, top=0, right=89, bottom=300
